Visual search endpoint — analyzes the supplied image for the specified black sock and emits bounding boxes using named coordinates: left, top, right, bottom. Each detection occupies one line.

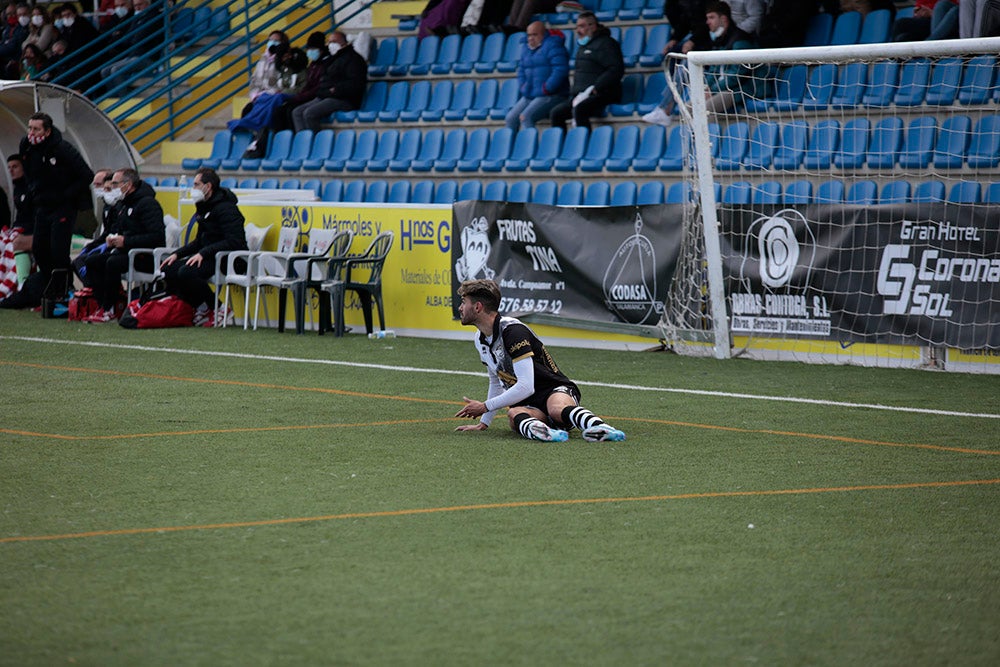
left=561, top=406, right=605, bottom=431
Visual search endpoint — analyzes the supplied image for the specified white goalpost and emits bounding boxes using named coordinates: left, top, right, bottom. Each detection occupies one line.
left=659, top=37, right=1000, bottom=374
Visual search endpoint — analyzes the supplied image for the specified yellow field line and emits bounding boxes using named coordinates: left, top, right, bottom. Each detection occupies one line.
left=3, top=478, right=998, bottom=544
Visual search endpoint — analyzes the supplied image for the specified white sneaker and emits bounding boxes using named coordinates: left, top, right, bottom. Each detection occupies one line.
left=582, top=424, right=626, bottom=442
left=528, top=421, right=569, bottom=442
left=213, top=306, right=235, bottom=327
left=641, top=107, right=672, bottom=127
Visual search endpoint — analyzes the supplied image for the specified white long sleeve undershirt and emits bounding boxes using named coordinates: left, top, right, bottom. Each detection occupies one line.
left=480, top=356, right=535, bottom=426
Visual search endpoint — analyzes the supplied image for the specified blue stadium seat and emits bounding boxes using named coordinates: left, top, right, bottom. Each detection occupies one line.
left=554, top=126, right=590, bottom=171
left=858, top=8, right=891, bottom=44
left=388, top=129, right=423, bottom=172
left=926, top=58, right=962, bottom=105
left=474, top=32, right=505, bottom=73
left=714, top=122, right=750, bottom=171
left=281, top=179, right=301, bottom=190
left=508, top=180, right=532, bottom=203
left=489, top=78, right=521, bottom=121
left=456, top=128, right=491, bottom=172
left=323, top=129, right=357, bottom=172
left=343, top=129, right=379, bottom=172
left=801, top=63, right=837, bottom=111
left=276, top=130, right=313, bottom=171
left=631, top=124, right=666, bottom=171
left=803, top=12, right=833, bottom=46
left=258, top=178, right=279, bottom=189
left=966, top=115, right=1000, bottom=168
left=579, top=125, right=615, bottom=171
left=217, top=131, right=254, bottom=170
left=659, top=124, right=693, bottom=171
left=245, top=129, right=292, bottom=171
left=410, top=128, right=445, bottom=172
left=948, top=181, right=981, bottom=204
left=430, top=34, right=461, bottom=75
left=639, top=24, right=669, bottom=67
left=504, top=128, right=538, bottom=172
left=723, top=181, right=751, bottom=205
left=665, top=181, right=692, bottom=204
left=766, top=64, right=808, bottom=112
left=619, top=0, right=646, bottom=21
left=830, top=62, right=867, bottom=109
left=641, top=0, right=664, bottom=20
left=452, top=33, right=482, bottom=74
left=321, top=179, right=343, bottom=202
left=636, top=71, right=666, bottom=115
left=610, top=182, right=637, bottom=206
left=815, top=180, right=845, bottom=204
left=434, top=180, right=458, bottom=203
left=913, top=180, right=945, bottom=203
left=867, top=116, right=904, bottom=169
left=609, top=73, right=644, bottom=116
left=343, top=81, right=387, bottom=122
left=603, top=125, right=640, bottom=172
left=483, top=180, right=507, bottom=201
left=753, top=181, right=782, bottom=205
left=862, top=61, right=899, bottom=107
left=466, top=79, right=499, bottom=122
left=343, top=180, right=367, bottom=203
left=408, top=35, right=439, bottom=76
left=783, top=180, right=813, bottom=204
left=532, top=180, right=558, bottom=205
left=365, top=180, right=388, bottom=202
left=958, top=55, right=996, bottom=105
left=300, top=129, right=334, bottom=171
left=217, top=177, right=234, bottom=188
left=743, top=122, right=779, bottom=171
left=184, top=130, right=230, bottom=170
left=443, top=80, right=476, bottom=121
left=932, top=115, right=971, bottom=169
left=388, top=180, right=411, bottom=203
left=497, top=32, right=526, bottom=73
left=584, top=181, right=610, bottom=205
left=897, top=116, right=937, bottom=169
left=377, top=81, right=410, bottom=122
left=411, top=180, right=435, bottom=204
left=595, top=0, right=623, bottom=22
left=365, top=130, right=400, bottom=172
left=210, top=7, right=229, bottom=34
left=458, top=180, right=482, bottom=201
left=529, top=127, right=565, bottom=172
left=772, top=121, right=808, bottom=170
left=398, top=80, right=431, bottom=122
left=894, top=58, right=930, bottom=107
left=433, top=128, right=468, bottom=172
left=880, top=181, right=910, bottom=204
left=422, top=80, right=453, bottom=122
left=803, top=119, right=840, bottom=170
left=301, top=179, right=322, bottom=198
left=830, top=11, right=861, bottom=45
left=368, top=37, right=397, bottom=77
left=619, top=25, right=645, bottom=67
left=557, top=181, right=583, bottom=206
left=479, top=128, right=515, bottom=172
left=635, top=181, right=663, bottom=204
left=398, top=16, right=418, bottom=31
left=238, top=177, right=258, bottom=188
left=984, top=182, right=1000, bottom=203
left=846, top=180, right=878, bottom=205
left=834, top=118, right=870, bottom=169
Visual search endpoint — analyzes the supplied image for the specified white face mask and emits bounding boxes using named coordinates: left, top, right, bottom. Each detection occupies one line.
left=31, top=15, right=43, bottom=26
left=62, top=16, right=74, bottom=28
left=190, top=187, right=205, bottom=203
left=18, top=15, right=29, bottom=26
left=327, top=42, right=342, bottom=56
left=710, top=26, right=725, bottom=41
left=103, top=188, right=123, bottom=206
left=114, top=6, right=129, bottom=18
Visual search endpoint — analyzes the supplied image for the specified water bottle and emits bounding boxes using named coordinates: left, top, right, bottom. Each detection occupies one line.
left=178, top=174, right=188, bottom=189
left=368, top=330, right=396, bottom=339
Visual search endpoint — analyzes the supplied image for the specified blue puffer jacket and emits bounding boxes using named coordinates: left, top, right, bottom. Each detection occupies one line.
left=516, top=31, right=570, bottom=100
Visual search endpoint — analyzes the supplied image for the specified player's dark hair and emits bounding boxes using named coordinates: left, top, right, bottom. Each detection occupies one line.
left=458, top=279, right=501, bottom=313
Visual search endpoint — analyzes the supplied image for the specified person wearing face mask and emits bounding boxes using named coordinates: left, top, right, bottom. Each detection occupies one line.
left=78, top=168, right=164, bottom=323
left=23, top=7, right=57, bottom=56
left=291, top=30, right=367, bottom=133
left=98, top=0, right=160, bottom=95
left=248, top=30, right=290, bottom=105
left=271, top=32, right=331, bottom=133
left=53, top=2, right=100, bottom=92
left=18, top=111, right=94, bottom=306
left=160, top=168, right=247, bottom=326
left=99, top=0, right=133, bottom=45
left=505, top=21, right=569, bottom=132
left=0, top=2, right=29, bottom=78
left=548, top=11, right=624, bottom=132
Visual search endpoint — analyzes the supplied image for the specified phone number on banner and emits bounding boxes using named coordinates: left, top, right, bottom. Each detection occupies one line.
left=500, top=297, right=563, bottom=315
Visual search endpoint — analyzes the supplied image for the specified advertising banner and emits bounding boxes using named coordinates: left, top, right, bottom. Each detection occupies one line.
left=722, top=203, right=1000, bottom=350
left=450, top=201, right=684, bottom=326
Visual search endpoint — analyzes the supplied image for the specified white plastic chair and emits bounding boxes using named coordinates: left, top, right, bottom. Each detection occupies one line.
left=125, top=215, right=185, bottom=300
left=214, top=223, right=272, bottom=329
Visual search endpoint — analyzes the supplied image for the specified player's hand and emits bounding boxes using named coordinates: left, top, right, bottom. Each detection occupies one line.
left=455, top=422, right=488, bottom=432
left=455, top=397, right=487, bottom=418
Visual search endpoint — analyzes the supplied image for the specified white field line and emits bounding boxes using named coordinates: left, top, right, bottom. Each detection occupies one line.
left=3, top=335, right=998, bottom=420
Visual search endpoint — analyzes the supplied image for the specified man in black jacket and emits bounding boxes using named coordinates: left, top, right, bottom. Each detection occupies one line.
left=549, top=11, right=624, bottom=131
left=80, top=168, right=165, bottom=322
left=18, top=111, right=94, bottom=301
left=291, top=30, right=368, bottom=133
left=161, top=168, right=247, bottom=325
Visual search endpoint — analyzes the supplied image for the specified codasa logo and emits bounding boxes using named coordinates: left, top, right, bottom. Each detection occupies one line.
left=454, top=216, right=495, bottom=281
left=741, top=209, right=816, bottom=290
left=602, top=212, right=664, bottom=325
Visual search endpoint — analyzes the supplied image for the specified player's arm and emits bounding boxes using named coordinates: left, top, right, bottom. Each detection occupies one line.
left=455, top=357, right=535, bottom=421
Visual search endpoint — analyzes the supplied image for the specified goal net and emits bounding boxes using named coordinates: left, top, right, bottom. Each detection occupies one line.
left=661, top=37, right=1000, bottom=374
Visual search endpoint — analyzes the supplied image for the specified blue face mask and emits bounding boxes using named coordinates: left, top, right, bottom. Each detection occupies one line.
left=306, top=48, right=320, bottom=62
left=577, top=35, right=591, bottom=46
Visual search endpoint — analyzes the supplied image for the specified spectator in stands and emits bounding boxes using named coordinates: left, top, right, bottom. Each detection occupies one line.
left=756, top=0, right=820, bottom=48
left=96, top=0, right=119, bottom=29
left=99, top=0, right=162, bottom=94
left=271, top=32, right=330, bottom=132
left=18, top=111, right=94, bottom=304
left=0, top=154, right=34, bottom=303
left=418, top=0, right=471, bottom=38
left=507, top=0, right=559, bottom=31
left=0, top=2, right=29, bottom=79
left=548, top=11, right=624, bottom=132
left=840, top=0, right=895, bottom=20
left=55, top=3, right=99, bottom=56
left=247, top=30, right=290, bottom=106
left=893, top=0, right=959, bottom=41
left=19, top=43, right=45, bottom=79
left=100, top=0, right=133, bottom=45
left=661, top=1, right=710, bottom=59
left=291, top=30, right=367, bottom=133
left=160, top=168, right=247, bottom=326
left=460, top=0, right=514, bottom=34
left=78, top=168, right=164, bottom=323
left=959, top=0, right=1000, bottom=37
left=38, top=38, right=69, bottom=82
left=506, top=21, right=569, bottom=131
left=24, top=6, right=57, bottom=56
left=642, top=1, right=758, bottom=127
left=727, top=0, right=766, bottom=37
